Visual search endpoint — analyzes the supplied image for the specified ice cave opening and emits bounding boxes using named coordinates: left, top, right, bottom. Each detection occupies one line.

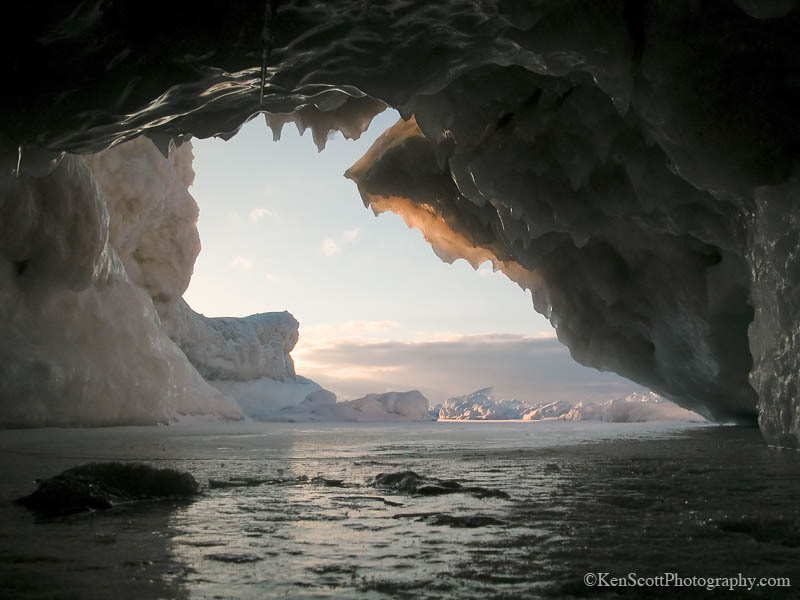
left=182, top=108, right=681, bottom=424
left=2, top=1, right=799, bottom=445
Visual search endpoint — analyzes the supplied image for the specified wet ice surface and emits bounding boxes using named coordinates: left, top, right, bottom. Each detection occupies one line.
left=1, top=421, right=799, bottom=599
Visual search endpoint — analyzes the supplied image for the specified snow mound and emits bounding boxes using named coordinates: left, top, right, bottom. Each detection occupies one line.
left=213, top=377, right=325, bottom=421
left=273, top=390, right=434, bottom=423
left=559, top=393, right=704, bottom=423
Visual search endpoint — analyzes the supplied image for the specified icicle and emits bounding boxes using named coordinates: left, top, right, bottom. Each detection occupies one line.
left=144, top=132, right=173, bottom=159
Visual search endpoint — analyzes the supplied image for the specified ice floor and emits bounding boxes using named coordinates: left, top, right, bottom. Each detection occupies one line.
left=0, top=421, right=798, bottom=598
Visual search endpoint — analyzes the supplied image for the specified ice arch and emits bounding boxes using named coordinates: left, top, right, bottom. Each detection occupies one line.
left=1, top=1, right=799, bottom=445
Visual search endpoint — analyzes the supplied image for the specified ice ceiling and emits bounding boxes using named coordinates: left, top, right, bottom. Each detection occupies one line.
left=1, top=1, right=799, bottom=446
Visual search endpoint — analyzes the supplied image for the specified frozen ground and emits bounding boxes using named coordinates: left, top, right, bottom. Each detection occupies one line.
left=0, top=422, right=798, bottom=599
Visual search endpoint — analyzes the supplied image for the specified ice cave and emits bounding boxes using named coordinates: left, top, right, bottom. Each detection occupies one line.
left=1, top=1, right=799, bottom=446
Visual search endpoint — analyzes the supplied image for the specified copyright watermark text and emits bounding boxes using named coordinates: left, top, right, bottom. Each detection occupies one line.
left=583, top=572, right=791, bottom=592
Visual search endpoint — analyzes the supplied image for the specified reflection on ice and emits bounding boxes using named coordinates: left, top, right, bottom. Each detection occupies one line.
left=0, top=421, right=798, bottom=598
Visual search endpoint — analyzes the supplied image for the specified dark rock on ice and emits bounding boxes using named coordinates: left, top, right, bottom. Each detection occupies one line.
left=208, top=477, right=266, bottom=489
left=204, top=552, right=262, bottom=564
left=368, top=470, right=509, bottom=499
left=332, top=495, right=404, bottom=507
left=310, top=476, right=345, bottom=487
left=463, top=486, right=511, bottom=500
left=368, top=471, right=426, bottom=492
left=16, top=462, right=199, bottom=515
left=422, top=514, right=506, bottom=528
left=392, top=511, right=506, bottom=528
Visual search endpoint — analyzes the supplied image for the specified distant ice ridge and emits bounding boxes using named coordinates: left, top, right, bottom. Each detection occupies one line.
left=210, top=381, right=434, bottom=422
left=205, top=378, right=434, bottom=423
left=439, top=388, right=532, bottom=421
left=439, top=389, right=703, bottom=423
left=530, top=393, right=704, bottom=423
left=266, top=389, right=435, bottom=422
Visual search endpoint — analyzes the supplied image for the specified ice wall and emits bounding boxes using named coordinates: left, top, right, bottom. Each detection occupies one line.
left=2, top=1, right=799, bottom=444
left=0, top=134, right=321, bottom=426
left=0, top=137, right=239, bottom=426
left=163, top=300, right=298, bottom=382
left=83, top=137, right=201, bottom=319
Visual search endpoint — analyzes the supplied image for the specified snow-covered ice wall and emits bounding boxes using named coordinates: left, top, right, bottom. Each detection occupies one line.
left=0, top=134, right=314, bottom=426
left=1, top=1, right=799, bottom=445
left=0, top=136, right=241, bottom=426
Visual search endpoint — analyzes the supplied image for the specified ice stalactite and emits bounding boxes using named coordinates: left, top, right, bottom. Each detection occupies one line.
left=265, top=95, right=387, bottom=152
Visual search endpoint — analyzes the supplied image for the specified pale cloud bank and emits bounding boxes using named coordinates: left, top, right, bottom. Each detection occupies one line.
left=294, top=333, right=645, bottom=406
left=322, top=228, right=360, bottom=256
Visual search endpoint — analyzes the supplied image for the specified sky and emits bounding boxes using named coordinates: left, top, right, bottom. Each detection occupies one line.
left=184, top=109, right=644, bottom=404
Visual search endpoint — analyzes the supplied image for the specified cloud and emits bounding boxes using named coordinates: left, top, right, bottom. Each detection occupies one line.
left=322, top=228, right=360, bottom=256
left=322, top=238, right=341, bottom=256
left=293, top=333, right=645, bottom=405
left=341, top=228, right=360, bottom=243
left=231, top=256, right=254, bottom=271
left=265, top=273, right=280, bottom=283
left=249, top=207, right=274, bottom=224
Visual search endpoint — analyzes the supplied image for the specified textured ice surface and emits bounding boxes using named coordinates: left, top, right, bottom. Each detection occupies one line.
left=0, top=139, right=239, bottom=426
left=1, top=423, right=798, bottom=598
left=747, top=176, right=800, bottom=447
left=83, top=137, right=201, bottom=319
left=163, top=300, right=299, bottom=382
left=2, top=2, right=800, bottom=443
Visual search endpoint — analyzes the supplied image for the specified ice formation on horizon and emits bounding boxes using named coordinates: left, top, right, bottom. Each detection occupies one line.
left=439, top=388, right=702, bottom=423
left=273, top=389, right=434, bottom=422
left=439, top=388, right=532, bottom=421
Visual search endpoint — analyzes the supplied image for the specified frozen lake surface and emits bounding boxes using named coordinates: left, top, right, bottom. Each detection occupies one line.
left=1, top=421, right=798, bottom=598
